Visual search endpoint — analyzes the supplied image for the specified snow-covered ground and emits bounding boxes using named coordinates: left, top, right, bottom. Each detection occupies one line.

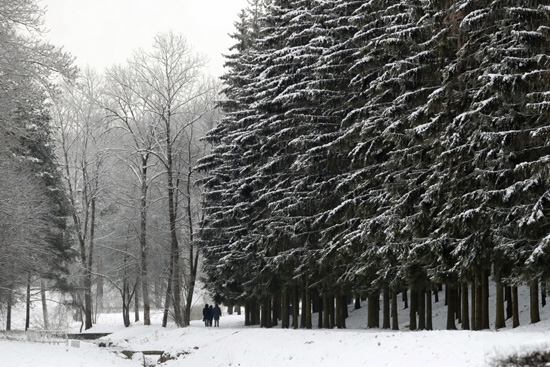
left=2, top=287, right=550, bottom=367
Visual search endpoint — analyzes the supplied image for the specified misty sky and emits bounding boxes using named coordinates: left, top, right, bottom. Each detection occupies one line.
left=42, top=0, right=248, bottom=76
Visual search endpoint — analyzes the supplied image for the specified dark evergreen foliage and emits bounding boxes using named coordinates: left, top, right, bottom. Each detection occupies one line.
left=199, top=0, right=550, bottom=329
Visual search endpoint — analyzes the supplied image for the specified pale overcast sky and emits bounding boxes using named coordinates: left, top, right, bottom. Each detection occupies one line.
left=41, top=0, right=248, bottom=77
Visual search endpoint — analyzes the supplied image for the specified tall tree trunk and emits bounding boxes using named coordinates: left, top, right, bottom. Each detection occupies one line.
left=481, top=269, right=489, bottom=329
left=382, top=287, right=390, bottom=329
left=335, top=295, right=342, bottom=329
left=530, top=279, right=541, bottom=324
left=512, top=285, right=520, bottom=328
left=409, top=288, right=417, bottom=331
left=461, top=282, right=469, bottom=330
left=272, top=292, right=280, bottom=327
left=391, top=291, right=399, bottom=330
left=541, top=281, right=546, bottom=308
left=402, top=290, right=408, bottom=309
left=96, top=254, right=104, bottom=312
left=183, top=163, right=200, bottom=327
left=134, top=279, right=140, bottom=323
left=25, top=272, right=31, bottom=331
left=323, top=295, right=331, bottom=329
left=300, top=282, right=307, bottom=328
left=317, top=293, right=323, bottom=329
left=495, top=283, right=505, bottom=329
left=340, top=295, right=347, bottom=329
left=122, top=276, right=130, bottom=327
left=292, top=285, right=299, bottom=329
left=367, top=293, right=379, bottom=328
left=354, top=294, right=361, bottom=309
left=426, top=283, right=433, bottom=330
left=244, top=302, right=251, bottom=326
left=470, top=280, right=476, bottom=330
left=455, top=286, right=461, bottom=324
left=418, top=285, right=426, bottom=330
left=329, top=294, right=335, bottom=328
left=6, top=285, right=13, bottom=331
left=83, top=195, right=96, bottom=330
left=282, top=287, right=289, bottom=329
left=261, top=297, right=271, bottom=328
left=162, top=261, right=173, bottom=327
left=140, top=157, right=151, bottom=326
left=475, top=271, right=482, bottom=330
left=165, top=112, right=183, bottom=327
left=446, top=284, right=457, bottom=330
left=40, top=280, right=49, bottom=330
left=305, top=287, right=312, bottom=329
left=505, top=286, right=513, bottom=320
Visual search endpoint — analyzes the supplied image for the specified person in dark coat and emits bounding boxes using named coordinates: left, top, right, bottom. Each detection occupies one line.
left=203, top=304, right=210, bottom=326
left=208, top=305, right=214, bottom=326
left=213, top=304, right=222, bottom=327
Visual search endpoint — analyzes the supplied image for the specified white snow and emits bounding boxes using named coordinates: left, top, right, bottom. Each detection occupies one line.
left=3, top=287, right=550, bottom=367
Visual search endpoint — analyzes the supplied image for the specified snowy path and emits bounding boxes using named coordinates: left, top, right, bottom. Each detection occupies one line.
left=3, top=313, right=550, bottom=366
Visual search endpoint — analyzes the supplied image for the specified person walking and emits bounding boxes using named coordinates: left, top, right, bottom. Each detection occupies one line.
left=203, top=304, right=210, bottom=327
left=208, top=305, right=214, bottom=326
left=213, top=304, right=222, bottom=327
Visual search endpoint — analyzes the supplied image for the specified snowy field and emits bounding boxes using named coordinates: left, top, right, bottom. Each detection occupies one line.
left=2, top=287, right=550, bottom=367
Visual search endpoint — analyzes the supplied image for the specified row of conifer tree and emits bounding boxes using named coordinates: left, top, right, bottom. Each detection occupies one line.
left=198, top=1, right=550, bottom=329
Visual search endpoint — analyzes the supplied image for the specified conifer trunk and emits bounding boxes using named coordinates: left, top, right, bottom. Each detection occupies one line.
left=455, top=286, right=461, bottom=324
left=530, top=280, right=541, bottom=324
left=266, top=297, right=273, bottom=328
left=317, top=293, right=323, bottom=329
left=391, top=292, right=399, bottom=330
left=245, top=302, right=251, bottom=326
left=272, top=292, right=280, bottom=327
left=475, top=272, right=482, bottom=330
left=305, top=288, right=312, bottom=329
left=282, top=288, right=289, bottom=329
left=260, top=299, right=268, bottom=328
left=418, top=285, right=426, bottom=330
left=367, top=293, right=379, bottom=328
left=505, top=286, right=513, bottom=320
left=323, top=295, right=330, bottom=329
left=426, top=283, right=433, bottom=330
left=446, top=284, right=457, bottom=330
left=383, top=287, right=390, bottom=329
left=335, top=295, right=343, bottom=329
left=461, top=282, right=469, bottom=330
left=541, top=281, right=546, bottom=308
left=341, top=295, right=347, bottom=329
left=409, top=288, right=417, bottom=331
left=293, top=286, right=299, bottom=329
left=495, top=283, right=505, bottom=329
left=481, top=270, right=489, bottom=329
left=512, top=286, right=520, bottom=328
left=470, top=281, right=476, bottom=330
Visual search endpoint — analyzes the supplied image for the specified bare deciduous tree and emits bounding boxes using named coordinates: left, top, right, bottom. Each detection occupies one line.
left=128, top=31, right=216, bottom=327
left=51, top=70, right=108, bottom=330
